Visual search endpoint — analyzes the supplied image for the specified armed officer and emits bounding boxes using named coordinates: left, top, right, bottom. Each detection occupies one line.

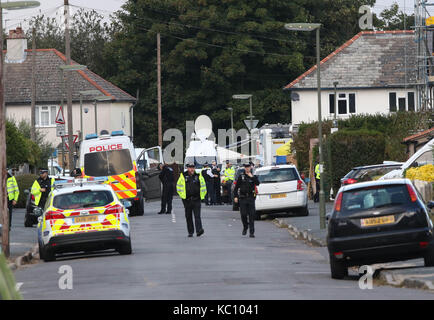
left=176, top=163, right=207, bottom=237
left=233, top=163, right=260, bottom=238
left=158, top=163, right=174, bottom=214
left=31, top=168, right=55, bottom=209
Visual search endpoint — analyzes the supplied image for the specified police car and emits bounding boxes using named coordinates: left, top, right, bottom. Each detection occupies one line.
left=37, top=178, right=132, bottom=262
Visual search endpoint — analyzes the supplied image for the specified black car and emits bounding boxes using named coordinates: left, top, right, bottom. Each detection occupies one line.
left=327, top=179, right=434, bottom=279
left=340, top=163, right=402, bottom=187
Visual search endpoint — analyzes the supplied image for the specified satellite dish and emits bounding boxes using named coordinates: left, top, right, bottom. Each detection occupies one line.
left=194, top=115, right=213, bottom=141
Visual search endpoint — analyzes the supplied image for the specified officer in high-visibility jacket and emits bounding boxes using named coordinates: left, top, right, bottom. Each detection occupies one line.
left=176, top=163, right=207, bottom=237
left=31, top=168, right=55, bottom=209
left=223, top=160, right=235, bottom=205
left=6, top=169, right=19, bottom=230
left=314, top=163, right=321, bottom=203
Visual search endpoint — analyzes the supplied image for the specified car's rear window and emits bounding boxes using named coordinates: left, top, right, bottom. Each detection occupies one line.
left=84, top=149, right=133, bottom=177
left=340, top=184, right=411, bottom=215
left=53, top=190, right=114, bottom=210
left=352, top=166, right=401, bottom=182
left=256, top=168, right=298, bottom=183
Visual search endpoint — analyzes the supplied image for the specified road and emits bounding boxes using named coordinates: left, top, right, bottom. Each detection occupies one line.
left=13, top=199, right=434, bottom=299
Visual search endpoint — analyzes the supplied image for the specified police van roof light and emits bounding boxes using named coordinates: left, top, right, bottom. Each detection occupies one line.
left=111, top=130, right=124, bottom=136
left=85, top=133, right=98, bottom=140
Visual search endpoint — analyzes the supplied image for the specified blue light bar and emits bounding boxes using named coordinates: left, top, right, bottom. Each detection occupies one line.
left=111, top=130, right=124, bottom=136
left=85, top=133, right=98, bottom=140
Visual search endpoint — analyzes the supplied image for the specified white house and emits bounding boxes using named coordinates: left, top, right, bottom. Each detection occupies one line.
left=285, top=31, right=418, bottom=126
left=4, top=27, right=136, bottom=149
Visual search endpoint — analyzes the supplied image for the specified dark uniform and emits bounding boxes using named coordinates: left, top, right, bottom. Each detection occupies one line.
left=36, top=176, right=53, bottom=209
left=211, top=164, right=222, bottom=205
left=201, top=164, right=214, bottom=205
left=158, top=164, right=174, bottom=214
left=233, top=165, right=260, bottom=237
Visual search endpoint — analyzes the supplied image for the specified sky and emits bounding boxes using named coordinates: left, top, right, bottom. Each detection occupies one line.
left=0, top=0, right=420, bottom=32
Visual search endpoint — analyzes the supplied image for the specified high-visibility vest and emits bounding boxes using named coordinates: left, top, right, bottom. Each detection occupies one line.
left=176, top=172, right=207, bottom=200
left=31, top=177, right=55, bottom=206
left=315, top=164, right=321, bottom=180
left=224, top=166, right=235, bottom=181
left=6, top=176, right=19, bottom=202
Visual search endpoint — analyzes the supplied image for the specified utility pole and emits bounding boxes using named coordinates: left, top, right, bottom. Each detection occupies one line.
left=30, top=27, right=36, bottom=142
left=64, top=0, right=74, bottom=172
left=157, top=33, right=162, bottom=147
left=0, top=6, right=9, bottom=257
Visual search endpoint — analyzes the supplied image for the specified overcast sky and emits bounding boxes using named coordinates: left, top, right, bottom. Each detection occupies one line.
left=0, top=0, right=417, bottom=31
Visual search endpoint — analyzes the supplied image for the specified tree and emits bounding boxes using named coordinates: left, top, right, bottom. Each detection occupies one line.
left=374, top=3, right=415, bottom=30
left=102, top=0, right=376, bottom=147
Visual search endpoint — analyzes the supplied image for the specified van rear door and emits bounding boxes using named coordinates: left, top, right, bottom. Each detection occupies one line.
left=137, top=146, right=163, bottom=200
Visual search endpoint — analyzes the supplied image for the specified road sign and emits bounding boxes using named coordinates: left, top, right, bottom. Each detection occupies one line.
left=56, top=123, right=65, bottom=137
left=62, top=135, right=78, bottom=151
left=244, top=119, right=259, bottom=131
left=55, top=106, right=65, bottom=124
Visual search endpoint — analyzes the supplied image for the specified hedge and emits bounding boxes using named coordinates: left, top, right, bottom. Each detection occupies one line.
left=15, top=174, right=38, bottom=208
left=294, top=111, right=432, bottom=174
left=326, top=129, right=386, bottom=193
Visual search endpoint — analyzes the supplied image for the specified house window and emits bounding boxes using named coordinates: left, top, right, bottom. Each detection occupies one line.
left=389, top=93, right=397, bottom=112
left=389, top=92, right=415, bottom=112
left=35, top=106, right=58, bottom=127
left=329, top=93, right=356, bottom=115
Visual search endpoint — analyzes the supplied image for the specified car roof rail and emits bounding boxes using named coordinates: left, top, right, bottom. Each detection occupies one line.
left=53, top=177, right=109, bottom=189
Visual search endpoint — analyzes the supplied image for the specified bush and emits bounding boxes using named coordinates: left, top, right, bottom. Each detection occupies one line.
left=15, top=174, right=38, bottom=208
left=327, top=129, right=386, bottom=192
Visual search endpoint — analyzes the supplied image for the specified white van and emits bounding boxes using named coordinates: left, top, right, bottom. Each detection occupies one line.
left=381, top=138, right=434, bottom=180
left=79, top=131, right=163, bottom=215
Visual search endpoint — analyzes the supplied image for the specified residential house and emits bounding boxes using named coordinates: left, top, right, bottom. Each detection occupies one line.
left=5, top=27, right=136, bottom=152
left=403, top=128, right=434, bottom=158
left=285, top=31, right=418, bottom=126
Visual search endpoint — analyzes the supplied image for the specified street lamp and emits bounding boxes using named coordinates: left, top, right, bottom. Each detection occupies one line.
left=79, top=90, right=100, bottom=140
left=285, top=22, right=326, bottom=229
left=93, top=95, right=113, bottom=134
left=232, top=94, right=255, bottom=156
left=0, top=0, right=40, bottom=257
left=227, top=107, right=234, bottom=150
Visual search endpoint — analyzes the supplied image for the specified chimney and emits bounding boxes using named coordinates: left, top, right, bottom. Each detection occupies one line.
left=6, top=27, right=27, bottom=63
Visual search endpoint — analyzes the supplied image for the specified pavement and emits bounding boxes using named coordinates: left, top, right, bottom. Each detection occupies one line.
left=11, top=199, right=434, bottom=299
left=273, top=200, right=434, bottom=291
left=1, top=208, right=38, bottom=260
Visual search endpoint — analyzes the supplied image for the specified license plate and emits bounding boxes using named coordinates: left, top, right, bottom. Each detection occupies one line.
left=361, top=215, right=395, bottom=227
left=74, top=216, right=99, bottom=223
left=270, top=193, right=287, bottom=199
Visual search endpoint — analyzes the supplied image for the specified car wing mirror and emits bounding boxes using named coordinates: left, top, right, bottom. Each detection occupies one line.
left=33, top=207, right=43, bottom=217
left=122, top=200, right=132, bottom=209
left=428, top=201, right=434, bottom=210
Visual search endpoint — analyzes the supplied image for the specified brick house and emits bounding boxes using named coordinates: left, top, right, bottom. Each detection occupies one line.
left=5, top=27, right=136, bottom=152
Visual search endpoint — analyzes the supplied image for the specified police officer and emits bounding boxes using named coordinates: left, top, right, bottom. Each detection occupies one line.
left=6, top=168, right=19, bottom=230
left=176, top=163, right=207, bottom=237
left=233, top=163, right=260, bottom=238
left=201, top=163, right=214, bottom=205
left=31, top=168, right=55, bottom=209
left=211, top=160, right=222, bottom=205
left=158, top=163, right=174, bottom=214
left=314, top=162, right=321, bottom=203
left=223, top=160, right=235, bottom=205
